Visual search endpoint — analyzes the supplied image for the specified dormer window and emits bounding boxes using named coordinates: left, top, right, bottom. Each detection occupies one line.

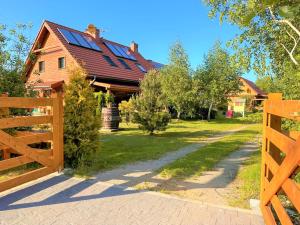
left=58, top=57, right=65, bottom=69
left=38, top=61, right=45, bottom=73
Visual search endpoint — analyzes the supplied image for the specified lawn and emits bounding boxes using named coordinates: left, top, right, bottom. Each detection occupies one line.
left=156, top=124, right=261, bottom=179
left=77, top=118, right=251, bottom=175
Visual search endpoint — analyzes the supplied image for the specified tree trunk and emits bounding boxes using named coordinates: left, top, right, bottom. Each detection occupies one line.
left=207, top=102, right=213, bottom=121
left=177, top=111, right=181, bottom=121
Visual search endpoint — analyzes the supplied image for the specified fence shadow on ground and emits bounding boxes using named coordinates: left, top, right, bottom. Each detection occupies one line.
left=0, top=174, right=139, bottom=211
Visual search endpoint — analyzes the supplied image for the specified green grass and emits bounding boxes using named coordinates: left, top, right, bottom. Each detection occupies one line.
left=76, top=118, right=252, bottom=175
left=228, top=150, right=261, bottom=208
left=157, top=124, right=261, bottom=179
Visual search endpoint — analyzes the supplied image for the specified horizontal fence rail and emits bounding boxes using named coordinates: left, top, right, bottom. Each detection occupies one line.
left=0, top=92, right=63, bottom=193
left=261, top=93, right=300, bottom=225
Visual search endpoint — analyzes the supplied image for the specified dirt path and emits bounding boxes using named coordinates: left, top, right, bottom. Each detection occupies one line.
left=93, top=125, right=251, bottom=189
left=152, top=139, right=259, bottom=206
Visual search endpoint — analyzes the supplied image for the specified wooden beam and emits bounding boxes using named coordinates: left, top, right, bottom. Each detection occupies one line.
left=282, top=178, right=300, bottom=212
left=0, top=167, right=54, bottom=193
left=0, top=97, right=53, bottom=108
left=271, top=195, right=293, bottom=225
left=265, top=126, right=296, bottom=155
left=51, top=92, right=64, bottom=171
left=33, top=45, right=62, bottom=53
left=0, top=130, right=53, bottom=167
left=0, top=116, right=52, bottom=129
left=0, top=155, right=33, bottom=172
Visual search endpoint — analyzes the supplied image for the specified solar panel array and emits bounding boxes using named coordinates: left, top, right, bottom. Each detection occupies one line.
left=58, top=28, right=102, bottom=52
left=104, top=41, right=136, bottom=61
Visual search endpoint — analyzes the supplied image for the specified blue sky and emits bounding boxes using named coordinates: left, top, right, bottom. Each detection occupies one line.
left=1, top=0, right=256, bottom=81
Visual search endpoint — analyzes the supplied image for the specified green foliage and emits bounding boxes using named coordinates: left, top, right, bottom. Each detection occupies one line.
left=119, top=99, right=134, bottom=124
left=94, top=91, right=104, bottom=116
left=64, top=67, right=100, bottom=168
left=131, top=70, right=171, bottom=135
left=161, top=41, right=195, bottom=119
left=194, top=41, right=241, bottom=120
left=0, top=23, right=32, bottom=97
left=255, top=76, right=277, bottom=94
left=81, top=119, right=249, bottom=174
left=204, top=0, right=300, bottom=77
left=158, top=125, right=260, bottom=179
left=239, top=112, right=263, bottom=124
left=104, top=92, right=114, bottom=107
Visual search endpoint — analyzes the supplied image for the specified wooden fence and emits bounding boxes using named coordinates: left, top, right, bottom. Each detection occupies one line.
left=261, top=93, right=300, bottom=225
left=0, top=93, right=63, bottom=192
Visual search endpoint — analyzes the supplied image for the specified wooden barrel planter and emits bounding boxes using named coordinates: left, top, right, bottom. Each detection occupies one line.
left=101, top=107, right=120, bottom=131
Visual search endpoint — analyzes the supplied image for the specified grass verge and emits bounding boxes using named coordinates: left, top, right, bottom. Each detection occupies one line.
left=76, top=118, right=250, bottom=175
left=157, top=124, right=261, bottom=180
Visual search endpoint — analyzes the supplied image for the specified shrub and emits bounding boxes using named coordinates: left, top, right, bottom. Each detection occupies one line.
left=119, top=99, right=134, bottom=124
left=64, top=67, right=100, bottom=168
left=131, top=70, right=171, bottom=135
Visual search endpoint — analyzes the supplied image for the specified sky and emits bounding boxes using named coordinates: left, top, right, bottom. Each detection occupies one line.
left=1, top=0, right=256, bottom=81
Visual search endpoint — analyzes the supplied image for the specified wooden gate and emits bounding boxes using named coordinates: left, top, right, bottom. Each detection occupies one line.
left=0, top=93, right=63, bottom=192
left=261, top=93, right=300, bottom=225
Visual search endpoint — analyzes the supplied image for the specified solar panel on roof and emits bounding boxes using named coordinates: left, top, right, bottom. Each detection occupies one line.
left=104, top=41, right=136, bottom=61
left=119, top=46, right=137, bottom=60
left=71, top=32, right=91, bottom=49
left=83, top=35, right=101, bottom=51
left=104, top=42, right=123, bottom=57
left=57, top=28, right=102, bottom=52
left=58, top=28, right=79, bottom=46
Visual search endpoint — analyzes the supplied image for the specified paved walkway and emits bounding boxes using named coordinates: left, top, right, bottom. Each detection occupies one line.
left=0, top=126, right=264, bottom=224
left=0, top=173, right=263, bottom=225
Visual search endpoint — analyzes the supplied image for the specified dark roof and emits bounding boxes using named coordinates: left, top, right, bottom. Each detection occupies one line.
left=240, top=77, right=267, bottom=96
left=38, top=21, right=158, bottom=82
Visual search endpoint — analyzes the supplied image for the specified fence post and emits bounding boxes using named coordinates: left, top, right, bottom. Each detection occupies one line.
left=268, top=94, right=283, bottom=167
left=0, top=93, right=10, bottom=160
left=52, top=91, right=64, bottom=171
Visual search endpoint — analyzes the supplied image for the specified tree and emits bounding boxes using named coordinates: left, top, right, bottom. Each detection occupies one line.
left=194, top=42, right=241, bottom=120
left=204, top=0, right=300, bottom=77
left=131, top=70, right=170, bottom=135
left=64, top=66, right=100, bottom=168
left=161, top=41, right=194, bottom=119
left=0, top=23, right=33, bottom=97
left=255, top=76, right=277, bottom=94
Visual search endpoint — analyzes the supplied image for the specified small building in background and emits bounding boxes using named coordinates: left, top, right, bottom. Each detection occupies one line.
left=227, top=77, right=267, bottom=117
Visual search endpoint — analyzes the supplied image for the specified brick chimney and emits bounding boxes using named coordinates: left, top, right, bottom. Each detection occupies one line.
left=85, top=24, right=100, bottom=40
left=130, top=41, right=138, bottom=53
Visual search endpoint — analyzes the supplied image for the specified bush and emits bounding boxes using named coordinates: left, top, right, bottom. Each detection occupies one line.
left=64, top=67, right=100, bottom=168
left=119, top=99, right=134, bottom=124
left=131, top=70, right=171, bottom=135
left=239, top=112, right=263, bottom=123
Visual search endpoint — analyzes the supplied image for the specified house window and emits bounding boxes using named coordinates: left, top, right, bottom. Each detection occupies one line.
left=38, top=61, right=45, bottom=72
left=102, top=55, right=118, bottom=67
left=118, top=58, right=131, bottom=70
left=58, top=57, right=65, bottom=69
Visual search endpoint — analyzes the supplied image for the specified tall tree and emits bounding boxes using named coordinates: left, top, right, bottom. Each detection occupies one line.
left=0, top=23, right=32, bottom=97
left=204, top=0, right=300, bottom=77
left=161, top=41, right=194, bottom=119
left=131, top=70, right=170, bottom=135
left=64, top=66, right=100, bottom=168
left=194, top=42, right=241, bottom=120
